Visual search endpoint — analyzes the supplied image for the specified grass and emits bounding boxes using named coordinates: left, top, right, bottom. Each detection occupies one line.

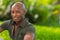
left=0, top=21, right=60, bottom=40
left=35, top=25, right=60, bottom=40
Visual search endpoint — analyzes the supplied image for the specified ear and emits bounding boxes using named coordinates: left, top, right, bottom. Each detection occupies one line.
left=23, top=9, right=27, bottom=15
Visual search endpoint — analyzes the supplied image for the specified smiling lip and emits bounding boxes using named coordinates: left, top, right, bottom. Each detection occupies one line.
left=13, top=18, right=18, bottom=19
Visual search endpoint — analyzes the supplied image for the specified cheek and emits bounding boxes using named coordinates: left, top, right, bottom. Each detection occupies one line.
left=17, top=13, right=21, bottom=16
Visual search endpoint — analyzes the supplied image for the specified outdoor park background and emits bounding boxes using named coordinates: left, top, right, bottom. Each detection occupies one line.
left=0, top=0, right=60, bottom=40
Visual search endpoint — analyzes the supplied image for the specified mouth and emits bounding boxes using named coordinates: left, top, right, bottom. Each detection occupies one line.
left=13, top=18, right=18, bottom=19
left=13, top=17, right=21, bottom=20
left=12, top=16, right=22, bottom=21
left=13, top=17, right=19, bottom=20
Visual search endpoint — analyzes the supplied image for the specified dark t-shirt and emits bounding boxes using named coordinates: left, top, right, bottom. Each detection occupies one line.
left=0, top=19, right=35, bottom=40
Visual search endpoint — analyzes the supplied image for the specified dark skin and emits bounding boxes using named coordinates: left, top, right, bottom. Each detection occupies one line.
left=0, top=2, right=34, bottom=40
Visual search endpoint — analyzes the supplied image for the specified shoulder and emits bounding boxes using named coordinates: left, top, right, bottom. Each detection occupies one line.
left=26, top=22, right=35, bottom=29
left=0, top=20, right=11, bottom=30
left=1, top=20, right=11, bottom=26
left=2, top=20, right=11, bottom=24
left=24, top=20, right=35, bottom=33
left=25, top=19, right=35, bottom=29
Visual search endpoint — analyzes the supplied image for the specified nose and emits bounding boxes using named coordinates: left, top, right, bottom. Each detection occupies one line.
left=11, top=12, right=17, bottom=17
left=13, top=13, right=16, bottom=16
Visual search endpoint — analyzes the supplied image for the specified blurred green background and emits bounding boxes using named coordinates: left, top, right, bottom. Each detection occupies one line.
left=0, top=0, right=60, bottom=40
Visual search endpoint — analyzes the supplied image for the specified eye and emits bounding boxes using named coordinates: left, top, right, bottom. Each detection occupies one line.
left=16, top=11, right=23, bottom=14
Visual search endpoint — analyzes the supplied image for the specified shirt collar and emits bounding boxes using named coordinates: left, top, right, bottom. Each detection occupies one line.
left=10, top=18, right=28, bottom=28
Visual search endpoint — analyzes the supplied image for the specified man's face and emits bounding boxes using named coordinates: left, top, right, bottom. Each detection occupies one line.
left=11, top=5, right=24, bottom=22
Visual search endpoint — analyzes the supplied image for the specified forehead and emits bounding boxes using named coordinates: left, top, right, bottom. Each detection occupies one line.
left=11, top=6, right=21, bottom=10
left=11, top=5, right=21, bottom=11
left=11, top=3, right=25, bottom=11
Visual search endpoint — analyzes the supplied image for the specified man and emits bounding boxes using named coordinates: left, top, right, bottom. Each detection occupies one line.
left=0, top=2, right=35, bottom=40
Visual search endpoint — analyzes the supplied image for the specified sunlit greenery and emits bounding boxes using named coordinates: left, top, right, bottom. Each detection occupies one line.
left=0, top=30, right=12, bottom=40
left=35, top=25, right=60, bottom=40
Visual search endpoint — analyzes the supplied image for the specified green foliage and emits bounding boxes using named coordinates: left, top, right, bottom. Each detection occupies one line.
left=0, top=30, right=12, bottom=40
left=35, top=25, right=60, bottom=40
left=24, top=0, right=60, bottom=26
